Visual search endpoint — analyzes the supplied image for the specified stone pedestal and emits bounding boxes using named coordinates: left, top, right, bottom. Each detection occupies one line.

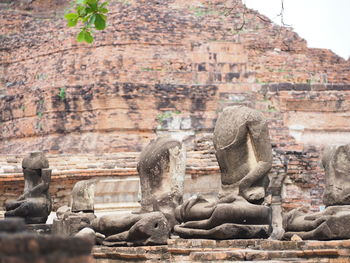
left=0, top=218, right=94, bottom=263
left=92, top=238, right=350, bottom=262
left=26, top=223, right=52, bottom=234
left=0, top=234, right=94, bottom=263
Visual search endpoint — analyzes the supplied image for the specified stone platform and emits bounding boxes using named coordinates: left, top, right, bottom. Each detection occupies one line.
left=0, top=233, right=94, bottom=263
left=93, top=238, right=350, bottom=262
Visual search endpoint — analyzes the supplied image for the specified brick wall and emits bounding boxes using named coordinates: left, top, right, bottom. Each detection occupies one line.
left=1, top=0, right=350, bottom=212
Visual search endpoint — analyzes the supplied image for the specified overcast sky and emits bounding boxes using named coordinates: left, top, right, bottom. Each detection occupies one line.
left=244, top=0, right=350, bottom=59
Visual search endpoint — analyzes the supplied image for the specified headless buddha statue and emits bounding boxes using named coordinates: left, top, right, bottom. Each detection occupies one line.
left=174, top=106, right=273, bottom=239
left=5, top=152, right=52, bottom=224
left=92, top=137, right=186, bottom=246
left=283, top=144, right=350, bottom=240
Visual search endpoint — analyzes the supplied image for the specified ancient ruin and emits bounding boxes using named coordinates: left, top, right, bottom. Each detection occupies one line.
left=5, top=152, right=52, bottom=224
left=0, top=218, right=94, bottom=263
left=174, top=106, right=272, bottom=239
left=71, top=179, right=96, bottom=212
left=1, top=0, right=350, bottom=261
left=51, top=179, right=97, bottom=236
left=92, top=136, right=186, bottom=245
left=283, top=144, right=350, bottom=240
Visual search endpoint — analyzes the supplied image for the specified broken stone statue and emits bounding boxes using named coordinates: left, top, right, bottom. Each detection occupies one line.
left=174, top=106, right=273, bottom=239
left=52, top=179, right=96, bottom=237
left=92, top=136, right=186, bottom=246
left=5, top=151, right=52, bottom=224
left=283, top=144, right=350, bottom=240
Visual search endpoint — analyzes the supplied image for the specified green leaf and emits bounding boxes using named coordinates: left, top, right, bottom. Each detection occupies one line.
left=67, top=18, right=78, bottom=27
left=87, top=0, right=98, bottom=11
left=88, top=14, right=96, bottom=25
left=99, top=7, right=108, bottom=13
left=64, top=13, right=79, bottom=20
left=84, top=31, right=94, bottom=43
left=100, top=1, right=108, bottom=8
left=76, top=0, right=86, bottom=4
left=94, top=13, right=106, bottom=30
left=86, top=0, right=97, bottom=4
left=83, top=15, right=89, bottom=22
left=77, top=5, right=87, bottom=16
left=77, top=30, right=86, bottom=42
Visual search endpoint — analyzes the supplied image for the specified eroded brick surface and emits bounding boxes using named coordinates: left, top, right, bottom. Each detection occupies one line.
left=1, top=0, right=350, bottom=212
left=92, top=238, right=350, bottom=262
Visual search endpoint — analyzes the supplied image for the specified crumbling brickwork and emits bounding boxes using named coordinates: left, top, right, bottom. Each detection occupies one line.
left=1, top=0, right=349, bottom=211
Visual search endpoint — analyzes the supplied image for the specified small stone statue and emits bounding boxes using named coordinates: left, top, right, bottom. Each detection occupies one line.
left=283, top=144, right=350, bottom=240
left=52, top=179, right=96, bottom=236
left=174, top=106, right=273, bottom=239
left=322, top=144, right=350, bottom=206
left=5, top=152, right=52, bottom=224
left=71, top=179, right=96, bottom=213
left=92, top=136, right=186, bottom=246
left=91, top=211, right=169, bottom=246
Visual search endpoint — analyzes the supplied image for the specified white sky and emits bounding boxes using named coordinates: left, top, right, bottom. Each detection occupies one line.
left=244, top=0, right=350, bottom=59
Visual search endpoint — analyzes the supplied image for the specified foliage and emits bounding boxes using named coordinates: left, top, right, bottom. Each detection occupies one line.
left=58, top=87, right=66, bottom=100
left=157, top=110, right=181, bottom=123
left=64, top=0, right=108, bottom=44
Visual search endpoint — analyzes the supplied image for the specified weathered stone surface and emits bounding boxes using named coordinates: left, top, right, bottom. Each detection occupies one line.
left=92, top=212, right=170, bottom=246
left=5, top=152, right=52, bottom=224
left=174, top=106, right=272, bottom=239
left=0, top=218, right=26, bottom=233
left=1, top=0, right=349, bottom=157
left=56, top=205, right=71, bottom=219
left=283, top=206, right=350, bottom=240
left=213, top=106, right=272, bottom=203
left=52, top=212, right=96, bottom=236
left=283, top=143, right=350, bottom=240
left=138, top=136, right=186, bottom=224
left=75, top=227, right=96, bottom=242
left=0, top=233, right=94, bottom=263
left=1, top=0, right=350, bottom=230
left=26, top=223, right=52, bottom=234
left=322, top=144, right=350, bottom=206
left=71, top=179, right=96, bottom=212
left=174, top=223, right=270, bottom=239
left=91, top=137, right=184, bottom=246
left=92, top=238, right=350, bottom=262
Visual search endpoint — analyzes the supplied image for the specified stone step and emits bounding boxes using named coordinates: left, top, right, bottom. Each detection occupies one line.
left=0, top=152, right=217, bottom=174
left=92, top=239, right=350, bottom=262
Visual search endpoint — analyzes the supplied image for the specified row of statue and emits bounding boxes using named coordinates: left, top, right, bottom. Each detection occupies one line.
left=4, top=106, right=350, bottom=244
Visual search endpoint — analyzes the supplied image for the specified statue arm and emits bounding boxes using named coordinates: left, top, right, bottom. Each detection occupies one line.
left=24, top=169, right=51, bottom=198
left=239, top=117, right=272, bottom=199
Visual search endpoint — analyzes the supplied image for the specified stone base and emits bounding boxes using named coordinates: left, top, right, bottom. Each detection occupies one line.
left=93, top=238, right=350, bottom=262
left=26, top=223, right=52, bottom=234
left=0, top=233, right=94, bottom=263
left=174, top=223, right=270, bottom=239
left=52, top=212, right=95, bottom=236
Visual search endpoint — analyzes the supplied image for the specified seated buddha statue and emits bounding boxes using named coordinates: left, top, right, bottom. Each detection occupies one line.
left=174, top=106, right=273, bottom=239
left=5, top=151, right=52, bottom=224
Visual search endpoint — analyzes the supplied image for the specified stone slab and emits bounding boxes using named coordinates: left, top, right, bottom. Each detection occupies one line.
left=26, top=223, right=52, bottom=234
left=92, top=238, right=350, bottom=262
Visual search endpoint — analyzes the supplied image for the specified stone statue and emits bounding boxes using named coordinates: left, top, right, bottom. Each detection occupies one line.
left=137, top=136, right=186, bottom=225
left=71, top=179, right=96, bottom=213
left=322, top=144, right=350, bottom=206
left=174, top=106, right=273, bottom=239
left=91, top=211, right=169, bottom=246
left=52, top=179, right=96, bottom=236
left=283, top=144, right=350, bottom=240
left=5, top=152, right=52, bottom=224
left=92, top=136, right=186, bottom=246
